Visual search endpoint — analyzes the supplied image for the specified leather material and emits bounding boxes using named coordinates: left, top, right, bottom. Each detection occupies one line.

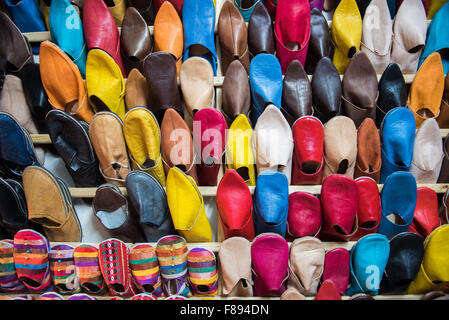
left=287, top=237, right=325, bottom=296
left=352, top=176, right=381, bottom=240
left=380, top=232, right=424, bottom=294
left=0, top=112, right=40, bottom=179
left=180, top=57, right=215, bottom=117
left=419, top=1, right=449, bottom=74
left=409, top=187, right=441, bottom=238
left=342, top=51, right=378, bottom=128
left=92, top=183, right=145, bottom=242
left=360, top=0, right=392, bottom=73
left=153, top=1, right=183, bottom=75
left=252, top=105, right=293, bottom=182
left=225, top=114, right=257, bottom=186
left=144, top=52, right=183, bottom=120
left=438, top=133, right=449, bottom=183
left=49, top=0, right=87, bottom=77
left=287, top=192, right=322, bottom=238
left=376, top=63, right=407, bottom=127
left=193, top=108, right=227, bottom=186
left=305, top=8, right=333, bottom=75
left=249, top=53, right=283, bottom=125
left=310, top=0, right=325, bottom=10
left=390, top=0, right=427, bottom=73
left=120, top=7, right=153, bottom=74
left=0, top=75, right=41, bottom=138
left=126, top=171, right=176, bottom=241
left=154, top=0, right=184, bottom=17
left=281, top=61, right=313, bottom=126
left=22, top=165, right=82, bottom=242
left=253, top=171, right=289, bottom=237
left=39, top=41, right=93, bottom=123
left=182, top=0, right=217, bottom=75
left=221, top=60, right=251, bottom=125
left=311, top=57, right=342, bottom=123
left=86, top=48, right=126, bottom=121
left=45, top=109, right=104, bottom=187
left=123, top=107, right=166, bottom=186
left=408, top=225, right=449, bottom=294
left=0, top=178, right=41, bottom=236
left=166, top=167, right=212, bottom=242
left=320, top=174, right=358, bottom=241
left=83, top=0, right=126, bottom=76
left=322, top=248, right=350, bottom=295
left=219, top=237, right=253, bottom=297
left=218, top=1, right=250, bottom=74
left=128, top=0, right=156, bottom=25
left=251, top=233, right=289, bottom=297
left=274, top=0, right=311, bottom=73
left=291, top=116, right=324, bottom=185
left=437, top=74, right=449, bottom=128
left=3, top=0, right=46, bottom=33
left=280, top=287, right=306, bottom=300
left=346, top=234, right=390, bottom=295
left=18, top=62, right=52, bottom=132
left=378, top=171, right=417, bottom=239
left=216, top=170, right=255, bottom=240
left=410, top=118, right=443, bottom=183
left=263, top=0, right=277, bottom=19
left=315, top=280, right=341, bottom=300
left=105, top=0, right=126, bottom=27
left=408, top=53, right=444, bottom=128
left=354, top=118, right=381, bottom=182
left=331, top=0, right=362, bottom=74
left=124, top=68, right=148, bottom=111
left=234, top=0, right=261, bottom=21
left=89, top=111, right=130, bottom=187
left=380, top=107, right=416, bottom=183
left=323, top=116, right=357, bottom=179
left=247, top=2, right=275, bottom=58
left=160, top=108, right=197, bottom=183
left=427, top=0, right=448, bottom=18
left=0, top=11, right=33, bottom=73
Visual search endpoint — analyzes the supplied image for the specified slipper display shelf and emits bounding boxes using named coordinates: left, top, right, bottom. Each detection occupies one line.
left=12, top=7, right=438, bottom=300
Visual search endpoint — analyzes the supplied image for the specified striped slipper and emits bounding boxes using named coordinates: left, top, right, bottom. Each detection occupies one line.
left=98, top=238, right=138, bottom=298
left=156, top=235, right=191, bottom=297
left=0, top=240, right=26, bottom=293
left=108, top=296, right=124, bottom=300
left=67, top=293, right=97, bottom=300
left=38, top=292, right=64, bottom=300
left=13, top=229, right=53, bottom=293
left=73, top=243, right=105, bottom=294
left=131, top=293, right=158, bottom=300
left=187, top=247, right=218, bottom=296
left=165, top=295, right=189, bottom=300
left=129, top=244, right=163, bottom=296
left=49, top=244, right=80, bottom=294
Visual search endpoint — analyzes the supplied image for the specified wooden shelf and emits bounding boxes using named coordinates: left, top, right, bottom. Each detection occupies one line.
left=66, top=183, right=449, bottom=198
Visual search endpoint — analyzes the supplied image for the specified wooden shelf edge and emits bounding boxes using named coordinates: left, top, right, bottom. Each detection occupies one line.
left=0, top=293, right=424, bottom=300
left=66, top=183, right=449, bottom=198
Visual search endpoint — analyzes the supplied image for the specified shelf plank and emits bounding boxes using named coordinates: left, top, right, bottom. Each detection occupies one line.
left=66, top=183, right=449, bottom=198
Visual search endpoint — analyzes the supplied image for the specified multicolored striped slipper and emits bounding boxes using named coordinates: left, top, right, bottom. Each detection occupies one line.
left=108, top=296, right=124, bottom=300
left=38, top=292, right=65, bottom=300
left=0, top=240, right=26, bottom=293
left=187, top=247, right=218, bottom=297
left=73, top=243, right=105, bottom=294
left=13, top=229, right=53, bottom=293
left=165, top=295, right=189, bottom=300
left=67, top=293, right=97, bottom=300
left=129, top=244, right=163, bottom=297
left=156, top=235, right=191, bottom=297
left=130, top=293, right=158, bottom=300
left=98, top=238, right=138, bottom=298
left=12, top=294, right=34, bottom=300
left=49, top=244, right=80, bottom=294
